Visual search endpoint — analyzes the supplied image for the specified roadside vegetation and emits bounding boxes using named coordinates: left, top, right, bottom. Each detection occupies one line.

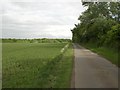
left=71, top=2, right=120, bottom=67
left=2, top=39, right=73, bottom=88
left=81, top=43, right=118, bottom=67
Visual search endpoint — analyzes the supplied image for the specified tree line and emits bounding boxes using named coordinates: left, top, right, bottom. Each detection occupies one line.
left=71, top=2, right=120, bottom=50
left=2, top=38, right=71, bottom=43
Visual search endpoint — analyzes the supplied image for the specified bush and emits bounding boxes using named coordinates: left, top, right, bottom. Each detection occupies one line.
left=104, top=24, right=120, bottom=49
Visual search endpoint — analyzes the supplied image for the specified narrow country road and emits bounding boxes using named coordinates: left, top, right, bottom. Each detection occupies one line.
left=72, top=43, right=118, bottom=88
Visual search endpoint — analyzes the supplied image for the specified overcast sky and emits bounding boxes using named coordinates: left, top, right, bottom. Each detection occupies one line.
left=2, top=0, right=85, bottom=39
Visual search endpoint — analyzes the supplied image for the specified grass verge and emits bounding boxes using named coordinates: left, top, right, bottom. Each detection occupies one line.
left=80, top=43, right=119, bottom=67
left=38, top=43, right=74, bottom=88
left=53, top=44, right=73, bottom=88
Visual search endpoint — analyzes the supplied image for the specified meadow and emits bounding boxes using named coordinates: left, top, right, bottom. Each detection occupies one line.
left=2, top=42, right=73, bottom=88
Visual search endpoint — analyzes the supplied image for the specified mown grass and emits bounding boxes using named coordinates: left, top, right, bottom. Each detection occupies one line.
left=80, top=43, right=119, bottom=67
left=2, top=43, right=73, bottom=88
left=53, top=44, right=73, bottom=88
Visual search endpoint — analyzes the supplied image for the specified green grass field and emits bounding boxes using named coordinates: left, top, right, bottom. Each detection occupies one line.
left=2, top=43, right=73, bottom=88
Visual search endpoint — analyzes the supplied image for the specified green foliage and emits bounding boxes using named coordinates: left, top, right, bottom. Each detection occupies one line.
left=71, top=2, right=119, bottom=66
left=71, top=2, right=120, bottom=50
left=104, top=24, right=120, bottom=48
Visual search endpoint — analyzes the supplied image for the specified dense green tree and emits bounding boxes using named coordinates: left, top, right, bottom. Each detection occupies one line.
left=71, top=2, right=120, bottom=49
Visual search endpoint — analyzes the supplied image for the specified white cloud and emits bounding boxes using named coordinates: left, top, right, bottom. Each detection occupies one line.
left=2, top=0, right=85, bottom=39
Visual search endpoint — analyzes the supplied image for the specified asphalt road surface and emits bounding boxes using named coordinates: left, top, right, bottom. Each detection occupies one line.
left=72, top=43, right=118, bottom=88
